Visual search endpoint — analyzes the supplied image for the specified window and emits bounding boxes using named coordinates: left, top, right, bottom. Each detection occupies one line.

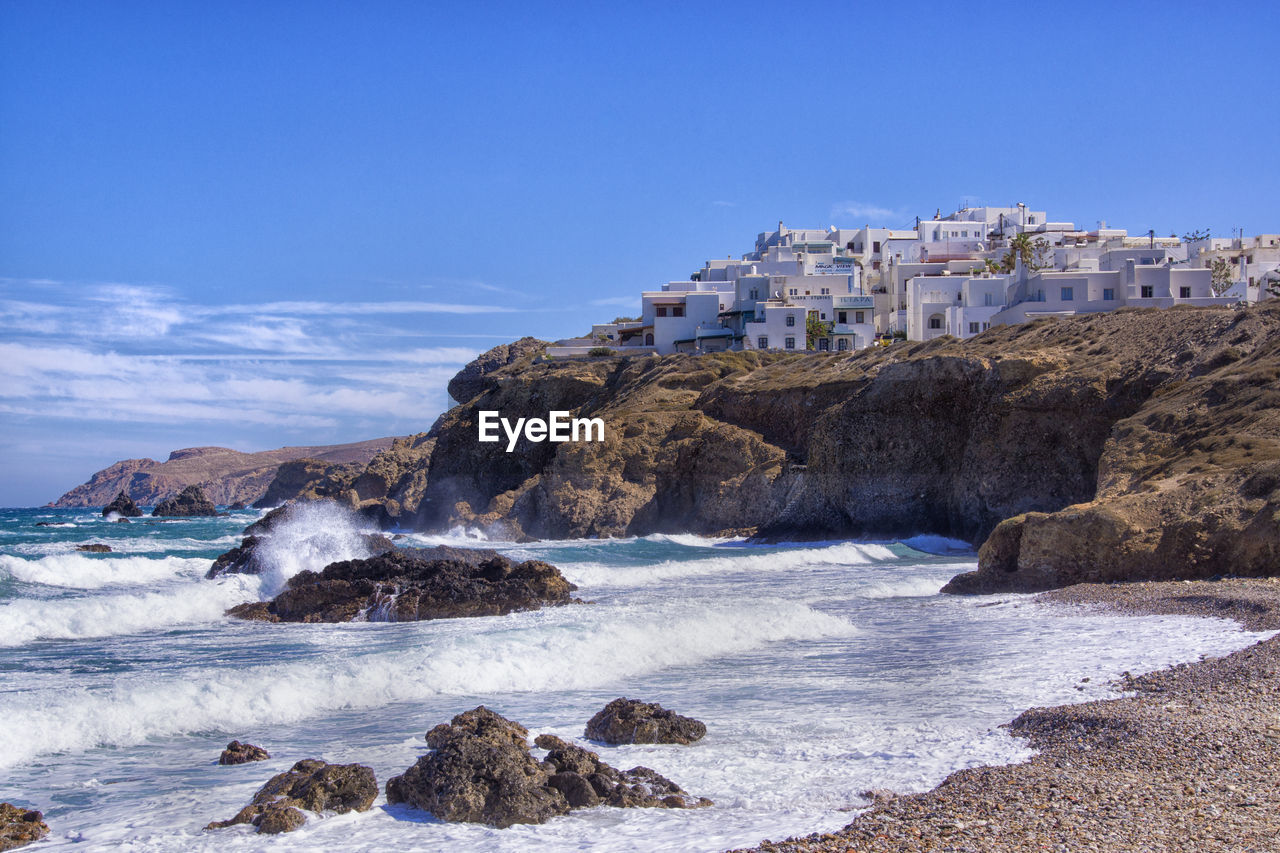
left=838, top=311, right=847, bottom=324
left=1102, top=288, right=1115, bottom=301
left=818, top=338, right=829, bottom=351
left=929, top=317, right=942, bottom=330
left=1141, top=285, right=1153, bottom=298
left=984, top=292, right=993, bottom=306
left=645, top=333, right=654, bottom=345
left=982, top=322, right=991, bottom=331
left=656, top=306, right=668, bottom=317
left=672, top=305, right=684, bottom=317
left=785, top=336, right=796, bottom=350
left=969, top=322, right=980, bottom=334
left=1179, top=286, right=1191, bottom=299
left=837, top=338, right=849, bottom=351
left=855, top=311, right=865, bottom=324
left=820, top=313, right=826, bottom=320
left=872, top=241, right=881, bottom=253
left=820, top=287, right=829, bottom=295
left=789, top=288, right=798, bottom=297
left=785, top=315, right=796, bottom=327
left=757, top=336, right=768, bottom=349
left=749, top=288, right=758, bottom=300
left=1061, top=286, right=1074, bottom=301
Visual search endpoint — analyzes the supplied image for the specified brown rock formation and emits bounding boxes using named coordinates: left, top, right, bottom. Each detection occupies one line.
left=152, top=485, right=218, bottom=517
left=584, top=698, right=707, bottom=745
left=219, top=740, right=270, bottom=765
left=52, top=438, right=397, bottom=508
left=102, top=490, right=142, bottom=517
left=205, top=759, right=377, bottom=834
left=0, top=803, right=48, bottom=851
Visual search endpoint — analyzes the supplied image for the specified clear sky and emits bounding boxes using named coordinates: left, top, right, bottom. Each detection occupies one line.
left=1, top=1, right=1277, bottom=506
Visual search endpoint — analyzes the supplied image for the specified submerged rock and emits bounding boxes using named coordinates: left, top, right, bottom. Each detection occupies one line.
left=75, top=543, right=112, bottom=553
left=228, top=500, right=246, bottom=511
left=205, top=759, right=377, bottom=835
left=384, top=707, right=709, bottom=828
left=152, top=485, right=218, bottom=517
left=102, top=490, right=142, bottom=518
left=0, top=803, right=49, bottom=851
left=227, top=546, right=577, bottom=623
left=219, top=740, right=270, bottom=765
left=584, top=698, right=706, bottom=745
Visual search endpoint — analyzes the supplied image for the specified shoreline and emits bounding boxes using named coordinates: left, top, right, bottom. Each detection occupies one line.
left=734, top=577, right=1280, bottom=853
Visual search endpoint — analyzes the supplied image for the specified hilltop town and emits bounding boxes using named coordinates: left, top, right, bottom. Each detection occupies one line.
left=553, top=204, right=1280, bottom=356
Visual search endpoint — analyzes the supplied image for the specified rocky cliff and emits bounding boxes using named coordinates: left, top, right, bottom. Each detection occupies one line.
left=377, top=304, right=1280, bottom=592
left=52, top=438, right=397, bottom=508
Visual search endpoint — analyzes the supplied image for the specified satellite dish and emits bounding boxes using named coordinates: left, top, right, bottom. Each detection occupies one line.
left=773, top=290, right=781, bottom=298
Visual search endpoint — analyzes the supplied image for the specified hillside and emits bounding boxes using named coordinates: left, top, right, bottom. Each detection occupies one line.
left=369, top=302, right=1279, bottom=592
left=51, top=438, right=398, bottom=508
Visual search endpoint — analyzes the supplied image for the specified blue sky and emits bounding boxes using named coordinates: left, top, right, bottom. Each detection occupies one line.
left=1, top=1, right=1277, bottom=506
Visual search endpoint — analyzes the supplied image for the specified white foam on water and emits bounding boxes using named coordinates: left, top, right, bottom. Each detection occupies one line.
left=248, top=502, right=381, bottom=595
left=857, top=575, right=949, bottom=598
left=0, top=599, right=854, bottom=769
left=561, top=541, right=898, bottom=587
left=898, top=534, right=974, bottom=554
left=0, top=574, right=259, bottom=647
left=0, top=553, right=210, bottom=588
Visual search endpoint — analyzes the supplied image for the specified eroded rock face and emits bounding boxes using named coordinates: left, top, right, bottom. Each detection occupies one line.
left=152, top=485, right=218, bottom=517
left=0, top=803, right=48, bottom=851
left=383, top=707, right=709, bottom=828
left=102, top=490, right=142, bottom=518
left=447, top=337, right=548, bottom=404
left=226, top=546, right=577, bottom=623
left=219, top=740, right=270, bottom=765
left=205, top=759, right=377, bottom=835
left=584, top=698, right=706, bottom=745
left=381, top=303, right=1280, bottom=592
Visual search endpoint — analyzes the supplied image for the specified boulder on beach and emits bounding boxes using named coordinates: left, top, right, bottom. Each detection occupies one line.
left=205, top=759, right=377, bottom=835
left=152, top=485, right=218, bottom=517
left=384, top=706, right=709, bottom=828
left=0, top=803, right=49, bottom=851
left=102, top=490, right=142, bottom=518
left=584, top=698, right=707, bottom=745
left=226, top=546, right=577, bottom=624
left=219, top=740, right=270, bottom=765
left=75, top=543, right=112, bottom=553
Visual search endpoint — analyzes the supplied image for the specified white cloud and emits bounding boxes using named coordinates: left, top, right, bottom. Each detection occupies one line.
left=831, top=201, right=903, bottom=224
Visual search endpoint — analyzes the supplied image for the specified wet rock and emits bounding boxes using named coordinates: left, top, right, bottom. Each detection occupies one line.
left=205, top=759, right=377, bottom=834
left=0, top=803, right=49, bottom=851
left=384, top=707, right=709, bottom=828
left=534, top=734, right=711, bottom=809
left=102, top=490, right=142, bottom=518
left=386, top=706, right=568, bottom=828
left=227, top=546, right=577, bottom=623
left=584, top=698, right=707, bottom=745
left=228, top=500, right=247, bottom=511
left=75, top=543, right=112, bottom=553
left=153, top=485, right=218, bottom=517
left=219, top=740, right=270, bottom=765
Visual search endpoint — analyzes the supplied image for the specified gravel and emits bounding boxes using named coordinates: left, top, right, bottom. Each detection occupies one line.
left=731, top=578, right=1280, bottom=852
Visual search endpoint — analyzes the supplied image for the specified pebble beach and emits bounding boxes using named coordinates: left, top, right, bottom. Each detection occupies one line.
left=736, top=578, right=1280, bottom=853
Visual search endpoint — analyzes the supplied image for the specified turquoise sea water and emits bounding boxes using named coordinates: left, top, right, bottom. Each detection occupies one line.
left=0, top=505, right=1269, bottom=851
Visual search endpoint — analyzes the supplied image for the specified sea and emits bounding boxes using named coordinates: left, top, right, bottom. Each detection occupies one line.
left=0, top=503, right=1271, bottom=852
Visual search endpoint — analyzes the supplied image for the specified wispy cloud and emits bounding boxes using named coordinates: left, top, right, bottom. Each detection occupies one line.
left=831, top=201, right=903, bottom=224
left=590, top=295, right=640, bottom=309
